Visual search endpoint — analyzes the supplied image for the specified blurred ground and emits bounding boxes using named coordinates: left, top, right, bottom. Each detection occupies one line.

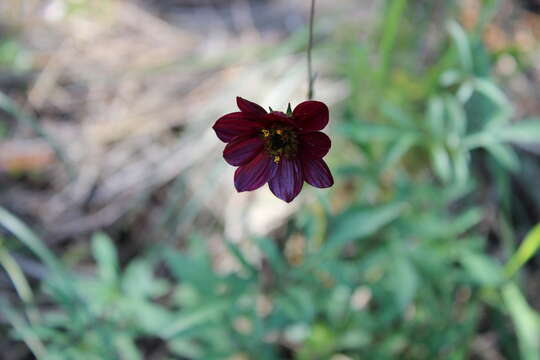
left=0, top=0, right=351, bottom=247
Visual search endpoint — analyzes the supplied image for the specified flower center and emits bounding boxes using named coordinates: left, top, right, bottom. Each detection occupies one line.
left=261, top=126, right=298, bottom=163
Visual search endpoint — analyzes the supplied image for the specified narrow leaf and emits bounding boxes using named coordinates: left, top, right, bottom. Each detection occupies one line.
left=502, top=283, right=540, bottom=360
left=447, top=21, right=473, bottom=72
left=505, top=223, right=540, bottom=277
left=160, top=300, right=230, bottom=338
left=496, top=118, right=540, bottom=144
left=326, top=203, right=406, bottom=252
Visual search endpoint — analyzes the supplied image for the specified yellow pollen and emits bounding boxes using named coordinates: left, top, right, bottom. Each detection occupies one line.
left=273, top=155, right=281, bottom=163
left=276, top=129, right=283, bottom=135
left=262, top=129, right=270, bottom=137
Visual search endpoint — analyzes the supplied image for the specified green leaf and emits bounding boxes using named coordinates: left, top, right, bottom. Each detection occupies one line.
left=160, top=300, right=231, bottom=339
left=440, top=69, right=464, bottom=87
left=447, top=20, right=473, bottom=72
left=341, top=122, right=408, bottom=143
left=326, top=286, right=351, bottom=325
left=470, top=39, right=492, bottom=78
left=164, top=240, right=219, bottom=296
left=473, top=78, right=510, bottom=111
left=122, top=259, right=168, bottom=299
left=380, top=102, right=415, bottom=127
left=457, top=81, right=474, bottom=103
left=168, top=339, right=203, bottom=359
left=453, top=150, right=470, bottom=185
left=477, top=0, right=502, bottom=30
left=380, top=135, right=417, bottom=172
left=301, top=323, right=337, bottom=358
left=0, top=207, right=76, bottom=300
left=495, top=118, right=540, bottom=144
left=460, top=252, right=503, bottom=286
left=0, top=207, right=61, bottom=272
left=387, top=257, right=418, bottom=311
left=326, top=203, right=406, bottom=252
left=0, top=241, right=35, bottom=308
left=445, top=95, right=467, bottom=136
left=223, top=238, right=257, bottom=276
left=502, top=283, right=540, bottom=360
left=92, top=232, right=119, bottom=284
left=0, top=39, right=32, bottom=70
left=464, top=87, right=504, bottom=130
left=484, top=143, right=519, bottom=172
left=427, top=96, right=445, bottom=135
left=278, top=286, right=316, bottom=321
left=115, top=335, right=142, bottom=360
left=255, top=237, right=286, bottom=272
left=378, top=0, right=408, bottom=83
left=505, top=223, right=540, bottom=277
left=121, top=299, right=173, bottom=333
left=450, top=207, right=484, bottom=235
left=0, top=298, right=47, bottom=359
left=431, top=145, right=451, bottom=182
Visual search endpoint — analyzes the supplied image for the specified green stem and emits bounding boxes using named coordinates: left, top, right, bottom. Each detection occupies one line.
left=378, top=0, right=408, bottom=85
left=307, top=0, right=316, bottom=100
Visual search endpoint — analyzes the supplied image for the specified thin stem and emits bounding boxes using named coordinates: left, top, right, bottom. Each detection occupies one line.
left=307, top=0, right=316, bottom=100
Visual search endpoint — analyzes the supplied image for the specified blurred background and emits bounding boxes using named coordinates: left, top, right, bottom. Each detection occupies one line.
left=1, top=0, right=540, bottom=359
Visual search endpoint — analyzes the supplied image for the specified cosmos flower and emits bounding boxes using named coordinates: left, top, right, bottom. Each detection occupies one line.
left=213, top=97, right=333, bottom=202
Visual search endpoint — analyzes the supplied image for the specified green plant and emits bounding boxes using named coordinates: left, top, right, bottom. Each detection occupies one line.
left=1, top=1, right=540, bottom=359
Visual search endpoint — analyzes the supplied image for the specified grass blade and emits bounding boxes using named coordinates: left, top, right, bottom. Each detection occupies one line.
left=447, top=20, right=473, bottom=72
left=0, top=206, right=61, bottom=272
left=0, top=207, right=79, bottom=304
left=502, top=283, right=540, bottom=360
left=378, top=0, right=408, bottom=83
left=0, top=298, right=47, bottom=359
left=505, top=223, right=540, bottom=277
left=160, top=300, right=231, bottom=339
left=0, top=239, right=40, bottom=323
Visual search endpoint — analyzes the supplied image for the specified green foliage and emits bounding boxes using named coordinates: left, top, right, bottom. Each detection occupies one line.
left=0, top=39, right=32, bottom=71
left=325, top=202, right=406, bottom=252
left=502, top=284, right=540, bottom=360
left=505, top=224, right=540, bottom=278
left=1, top=2, right=540, bottom=359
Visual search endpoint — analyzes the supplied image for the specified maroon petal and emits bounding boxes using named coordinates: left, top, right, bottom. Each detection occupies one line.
left=293, top=101, right=329, bottom=131
left=223, top=136, right=264, bottom=166
left=234, top=152, right=276, bottom=192
left=213, top=112, right=263, bottom=143
left=268, top=158, right=303, bottom=203
left=299, top=131, right=331, bottom=159
left=302, top=158, right=334, bottom=188
left=236, top=97, right=267, bottom=116
left=263, top=111, right=296, bottom=127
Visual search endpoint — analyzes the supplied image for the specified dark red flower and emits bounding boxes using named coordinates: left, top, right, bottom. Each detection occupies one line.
left=213, top=97, right=334, bottom=202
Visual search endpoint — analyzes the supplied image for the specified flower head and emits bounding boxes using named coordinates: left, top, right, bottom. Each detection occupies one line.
left=213, top=97, right=334, bottom=202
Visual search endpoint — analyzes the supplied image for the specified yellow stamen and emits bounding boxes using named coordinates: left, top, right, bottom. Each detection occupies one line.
left=274, top=155, right=281, bottom=163
left=262, top=129, right=270, bottom=137
left=276, top=129, right=283, bottom=135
